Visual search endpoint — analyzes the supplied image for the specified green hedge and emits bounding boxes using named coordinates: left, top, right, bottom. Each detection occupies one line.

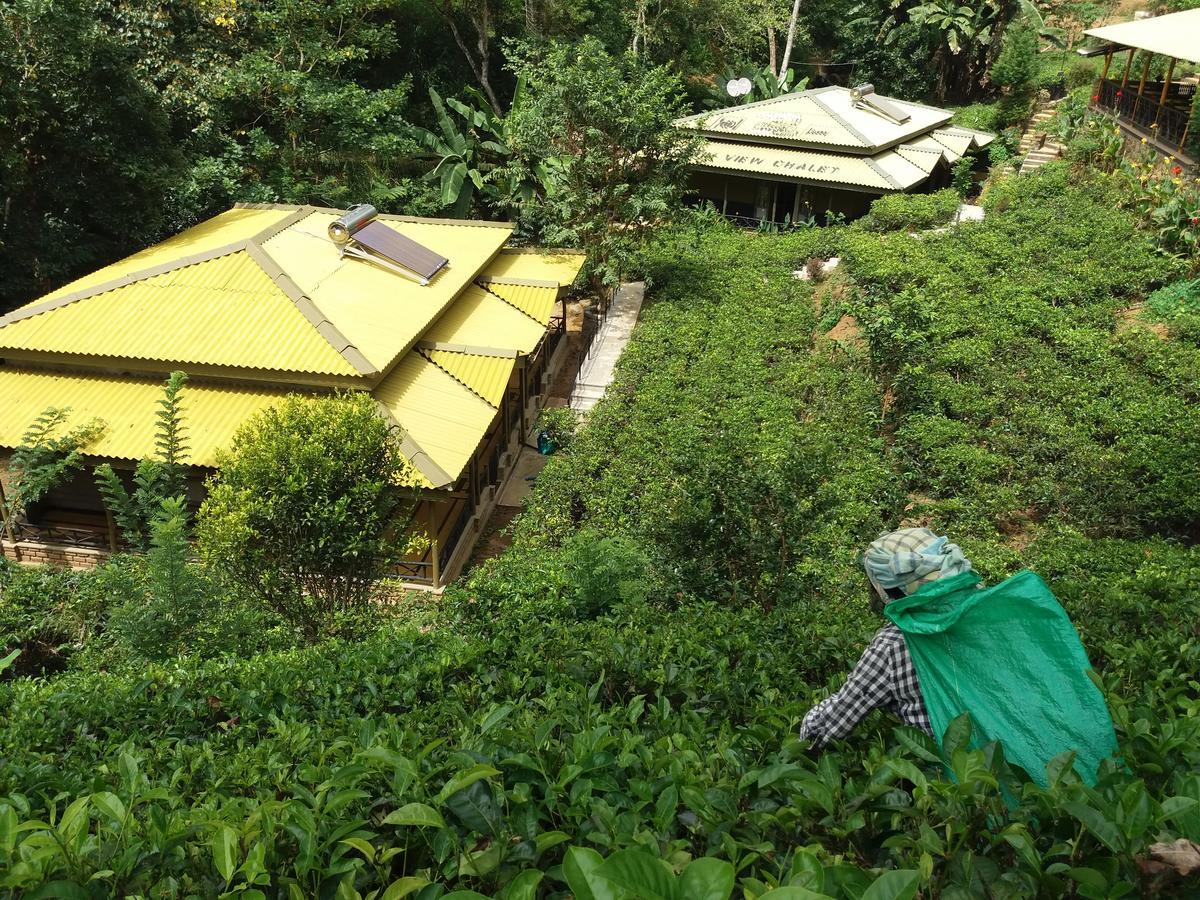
left=854, top=189, right=962, bottom=233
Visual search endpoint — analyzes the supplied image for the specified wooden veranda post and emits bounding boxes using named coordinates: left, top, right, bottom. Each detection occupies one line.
left=1136, top=55, right=1151, bottom=101
left=0, top=473, right=14, bottom=544
left=425, top=502, right=440, bottom=589
left=1154, top=57, right=1176, bottom=127
left=1120, top=49, right=1135, bottom=88
left=1101, top=49, right=1113, bottom=82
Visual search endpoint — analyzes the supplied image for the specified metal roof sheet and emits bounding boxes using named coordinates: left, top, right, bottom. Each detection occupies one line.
left=894, top=143, right=945, bottom=173
left=0, top=251, right=360, bottom=376
left=422, top=349, right=515, bottom=407
left=931, top=129, right=974, bottom=157
left=483, top=282, right=560, bottom=325
left=264, top=211, right=513, bottom=373
left=423, top=285, right=547, bottom=355
left=373, top=353, right=498, bottom=488
left=22, top=208, right=295, bottom=308
left=477, top=249, right=586, bottom=289
left=695, top=140, right=898, bottom=191
left=677, top=86, right=954, bottom=152
left=870, top=150, right=935, bottom=190
left=1084, top=9, right=1200, bottom=63
left=0, top=367, right=288, bottom=467
left=902, top=133, right=963, bottom=164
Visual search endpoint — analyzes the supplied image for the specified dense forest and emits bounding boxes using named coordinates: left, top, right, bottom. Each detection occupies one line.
left=0, top=0, right=1147, bottom=310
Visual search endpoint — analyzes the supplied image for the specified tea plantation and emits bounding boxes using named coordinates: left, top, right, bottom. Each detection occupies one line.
left=3, top=165, right=1200, bottom=898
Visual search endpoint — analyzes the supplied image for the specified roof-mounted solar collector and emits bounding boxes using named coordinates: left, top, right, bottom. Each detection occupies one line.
left=330, top=204, right=450, bottom=285
left=850, top=83, right=911, bottom=125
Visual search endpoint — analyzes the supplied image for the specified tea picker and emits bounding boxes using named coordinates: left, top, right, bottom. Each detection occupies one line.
left=799, top=528, right=1117, bottom=786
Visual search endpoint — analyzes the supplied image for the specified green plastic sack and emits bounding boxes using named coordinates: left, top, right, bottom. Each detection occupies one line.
left=884, top=570, right=1116, bottom=786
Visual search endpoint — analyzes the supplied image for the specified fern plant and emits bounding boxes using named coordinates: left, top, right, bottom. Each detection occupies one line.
left=3, top=408, right=104, bottom=535
left=94, top=371, right=190, bottom=550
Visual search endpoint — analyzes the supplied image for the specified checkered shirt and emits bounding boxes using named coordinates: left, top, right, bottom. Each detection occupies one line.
left=798, top=623, right=932, bottom=746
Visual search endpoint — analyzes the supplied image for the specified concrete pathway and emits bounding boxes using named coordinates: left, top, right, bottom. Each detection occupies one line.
left=570, top=281, right=645, bottom=413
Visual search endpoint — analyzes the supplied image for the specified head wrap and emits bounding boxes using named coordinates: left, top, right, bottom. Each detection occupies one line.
left=863, top=527, right=973, bottom=601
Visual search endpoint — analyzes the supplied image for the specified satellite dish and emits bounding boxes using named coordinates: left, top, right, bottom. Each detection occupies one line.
left=726, top=77, right=752, bottom=98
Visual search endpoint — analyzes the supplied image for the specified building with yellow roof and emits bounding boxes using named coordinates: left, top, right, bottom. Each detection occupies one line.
left=0, top=203, right=584, bottom=588
left=677, top=84, right=993, bottom=225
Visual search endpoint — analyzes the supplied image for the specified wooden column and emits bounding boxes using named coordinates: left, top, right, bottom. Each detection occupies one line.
left=1154, top=57, right=1176, bottom=127
left=1136, top=56, right=1150, bottom=97
left=425, top=502, right=441, bottom=589
left=1120, top=48, right=1134, bottom=88
left=0, top=474, right=14, bottom=544
left=1100, top=49, right=1113, bottom=83
left=1182, top=89, right=1196, bottom=151
left=105, top=509, right=119, bottom=553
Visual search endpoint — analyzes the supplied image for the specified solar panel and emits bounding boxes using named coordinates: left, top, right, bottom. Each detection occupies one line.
left=352, top=220, right=449, bottom=283
left=850, top=83, right=911, bottom=125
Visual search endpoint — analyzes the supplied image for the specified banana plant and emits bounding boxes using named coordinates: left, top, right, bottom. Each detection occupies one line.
left=410, top=75, right=543, bottom=218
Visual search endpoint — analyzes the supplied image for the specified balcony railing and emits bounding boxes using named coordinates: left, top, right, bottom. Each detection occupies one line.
left=1093, top=78, right=1194, bottom=159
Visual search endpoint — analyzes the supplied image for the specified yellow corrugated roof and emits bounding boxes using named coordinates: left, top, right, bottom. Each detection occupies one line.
left=0, top=367, right=288, bottom=467
left=0, top=251, right=359, bottom=376
left=478, top=250, right=585, bottom=288
left=264, top=211, right=513, bottom=372
left=29, top=208, right=294, bottom=306
left=423, top=285, right=546, bottom=355
left=871, top=150, right=933, bottom=190
left=484, top=282, right=561, bottom=325
left=373, top=353, right=498, bottom=487
left=422, top=349, right=515, bottom=407
left=695, top=140, right=897, bottom=191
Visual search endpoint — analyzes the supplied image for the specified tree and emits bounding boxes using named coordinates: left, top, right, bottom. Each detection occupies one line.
left=196, top=394, right=422, bottom=642
left=2, top=410, right=104, bottom=540
left=778, top=0, right=802, bottom=82
left=503, top=39, right=700, bottom=288
left=95, top=371, right=190, bottom=551
left=0, top=0, right=182, bottom=312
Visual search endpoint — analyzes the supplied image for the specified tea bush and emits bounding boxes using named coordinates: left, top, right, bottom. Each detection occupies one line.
left=3, top=164, right=1200, bottom=897
left=854, top=190, right=961, bottom=233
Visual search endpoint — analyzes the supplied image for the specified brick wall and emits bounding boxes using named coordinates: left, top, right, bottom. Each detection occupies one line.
left=2, top=539, right=109, bottom=570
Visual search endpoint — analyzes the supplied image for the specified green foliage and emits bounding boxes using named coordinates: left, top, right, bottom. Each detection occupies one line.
left=855, top=189, right=962, bottom=232
left=101, top=498, right=210, bottom=663
left=503, top=38, right=699, bottom=287
left=988, top=15, right=1037, bottom=94
left=561, top=527, right=652, bottom=617
left=3, top=409, right=104, bottom=529
left=0, top=562, right=108, bottom=678
left=94, top=371, right=190, bottom=550
left=0, top=0, right=182, bottom=310
left=534, top=406, right=579, bottom=452
left=196, top=393, right=420, bottom=641
left=951, top=156, right=976, bottom=198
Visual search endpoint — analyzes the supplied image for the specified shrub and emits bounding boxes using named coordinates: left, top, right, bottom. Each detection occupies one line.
left=196, top=393, right=421, bottom=641
left=855, top=189, right=961, bottom=232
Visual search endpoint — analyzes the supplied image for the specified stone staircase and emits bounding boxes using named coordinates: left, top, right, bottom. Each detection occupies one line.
left=1018, top=96, right=1066, bottom=175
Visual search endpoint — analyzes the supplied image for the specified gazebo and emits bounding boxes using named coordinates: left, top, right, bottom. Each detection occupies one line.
left=1081, top=8, right=1200, bottom=166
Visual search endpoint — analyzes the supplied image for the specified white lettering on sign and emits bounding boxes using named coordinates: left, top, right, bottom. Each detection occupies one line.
left=718, top=152, right=840, bottom=176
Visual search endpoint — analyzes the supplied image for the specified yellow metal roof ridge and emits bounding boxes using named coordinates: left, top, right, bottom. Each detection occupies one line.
left=479, top=284, right=546, bottom=327
left=476, top=275, right=560, bottom=288
left=243, top=241, right=379, bottom=377
left=373, top=399, right=454, bottom=489
left=417, top=340, right=519, bottom=357
left=807, top=90, right=873, bottom=148
left=234, top=201, right=516, bottom=230
left=418, top=348, right=498, bottom=408
left=0, top=240, right=249, bottom=330
left=863, top=155, right=905, bottom=190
